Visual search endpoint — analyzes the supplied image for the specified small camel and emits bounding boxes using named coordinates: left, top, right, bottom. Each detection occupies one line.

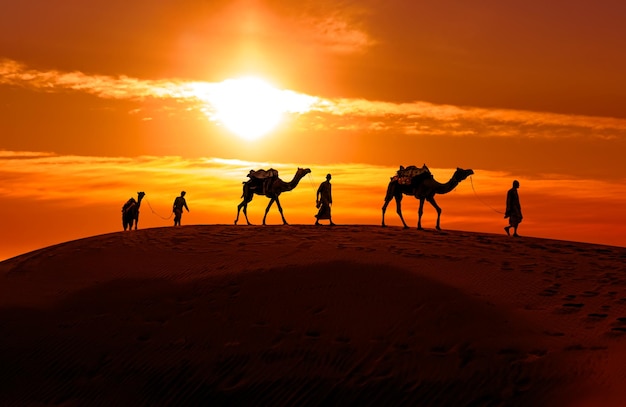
left=382, top=167, right=474, bottom=230
left=235, top=168, right=311, bottom=225
left=122, top=191, right=145, bottom=231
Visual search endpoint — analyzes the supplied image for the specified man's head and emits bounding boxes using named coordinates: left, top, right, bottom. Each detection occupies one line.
left=181, top=191, right=186, bottom=196
left=326, top=174, right=332, bottom=181
left=513, top=180, right=520, bottom=188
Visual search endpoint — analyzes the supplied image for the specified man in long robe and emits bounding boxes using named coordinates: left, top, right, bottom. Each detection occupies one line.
left=173, top=191, right=190, bottom=226
left=315, top=173, right=335, bottom=226
left=504, top=180, right=522, bottom=237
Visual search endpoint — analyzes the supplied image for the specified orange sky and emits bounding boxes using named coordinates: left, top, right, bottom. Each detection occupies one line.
left=1, top=0, right=626, bottom=260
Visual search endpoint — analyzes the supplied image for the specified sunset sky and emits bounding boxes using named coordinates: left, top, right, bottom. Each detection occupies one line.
left=2, top=0, right=626, bottom=260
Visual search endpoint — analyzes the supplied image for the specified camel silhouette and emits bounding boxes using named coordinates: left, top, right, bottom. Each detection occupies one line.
left=235, top=168, right=311, bottom=225
left=382, top=167, right=474, bottom=230
left=122, top=191, right=145, bottom=231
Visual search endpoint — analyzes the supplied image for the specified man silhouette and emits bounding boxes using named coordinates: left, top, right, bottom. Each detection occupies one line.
left=173, top=191, right=190, bottom=226
left=315, top=174, right=335, bottom=226
left=504, top=180, right=522, bottom=237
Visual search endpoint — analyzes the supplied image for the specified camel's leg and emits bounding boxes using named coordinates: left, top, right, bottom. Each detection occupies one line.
left=381, top=199, right=391, bottom=227
left=263, top=198, right=276, bottom=225
left=395, top=196, right=409, bottom=229
left=242, top=204, right=252, bottom=225
left=235, top=194, right=254, bottom=225
left=274, top=197, right=288, bottom=225
left=417, top=198, right=426, bottom=230
left=235, top=201, right=244, bottom=224
left=427, top=197, right=442, bottom=230
left=134, top=216, right=139, bottom=230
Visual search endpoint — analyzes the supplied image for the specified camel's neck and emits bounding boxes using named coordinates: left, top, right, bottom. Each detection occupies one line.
left=435, top=177, right=460, bottom=194
left=137, top=196, right=144, bottom=207
left=283, top=172, right=306, bottom=191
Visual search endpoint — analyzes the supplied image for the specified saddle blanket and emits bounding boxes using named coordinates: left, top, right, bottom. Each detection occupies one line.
left=392, top=164, right=430, bottom=184
left=247, top=168, right=278, bottom=179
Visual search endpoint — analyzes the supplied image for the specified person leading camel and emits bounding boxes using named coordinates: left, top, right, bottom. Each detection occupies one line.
left=504, top=180, right=522, bottom=237
left=315, top=173, right=335, bottom=226
left=173, top=191, right=190, bottom=226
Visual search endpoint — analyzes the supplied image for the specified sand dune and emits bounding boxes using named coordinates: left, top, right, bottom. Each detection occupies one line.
left=1, top=225, right=626, bottom=406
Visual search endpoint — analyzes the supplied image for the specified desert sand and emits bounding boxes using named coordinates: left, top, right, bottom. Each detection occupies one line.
left=1, top=225, right=626, bottom=406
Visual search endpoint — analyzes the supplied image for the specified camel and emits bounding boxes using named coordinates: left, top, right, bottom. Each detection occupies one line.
left=382, top=167, right=474, bottom=230
left=122, top=191, right=145, bottom=231
left=235, top=167, right=311, bottom=225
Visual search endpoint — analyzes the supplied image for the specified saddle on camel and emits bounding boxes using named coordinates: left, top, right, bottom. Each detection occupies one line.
left=247, top=168, right=279, bottom=195
left=390, top=164, right=431, bottom=185
left=122, top=198, right=136, bottom=212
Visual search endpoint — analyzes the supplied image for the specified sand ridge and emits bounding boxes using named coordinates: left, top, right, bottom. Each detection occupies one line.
left=1, top=225, right=626, bottom=406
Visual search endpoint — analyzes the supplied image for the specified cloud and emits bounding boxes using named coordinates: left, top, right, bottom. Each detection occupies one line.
left=263, top=0, right=376, bottom=55
left=3, top=59, right=626, bottom=142
left=310, top=98, right=626, bottom=138
left=303, top=14, right=375, bottom=54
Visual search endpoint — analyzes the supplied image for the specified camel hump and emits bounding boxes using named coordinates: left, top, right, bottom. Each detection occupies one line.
left=393, top=164, right=430, bottom=184
left=122, top=198, right=136, bottom=212
left=247, top=168, right=279, bottom=180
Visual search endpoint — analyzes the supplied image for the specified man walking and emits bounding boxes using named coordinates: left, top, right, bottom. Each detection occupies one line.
left=315, top=174, right=335, bottom=226
left=173, top=191, right=190, bottom=226
left=504, top=180, right=522, bottom=237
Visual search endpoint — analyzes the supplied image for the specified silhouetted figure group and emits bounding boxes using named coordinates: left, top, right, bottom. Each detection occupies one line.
left=122, top=166, right=525, bottom=237
left=121, top=191, right=190, bottom=230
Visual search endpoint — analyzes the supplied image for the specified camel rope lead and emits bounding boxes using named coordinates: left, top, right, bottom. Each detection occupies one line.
left=144, top=198, right=173, bottom=220
left=470, top=176, right=505, bottom=215
left=306, top=173, right=317, bottom=195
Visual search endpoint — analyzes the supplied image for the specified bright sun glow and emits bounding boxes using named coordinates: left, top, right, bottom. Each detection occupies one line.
left=202, top=77, right=317, bottom=141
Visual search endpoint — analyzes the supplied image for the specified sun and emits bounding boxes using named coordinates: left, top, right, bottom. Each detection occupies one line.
left=206, top=76, right=303, bottom=141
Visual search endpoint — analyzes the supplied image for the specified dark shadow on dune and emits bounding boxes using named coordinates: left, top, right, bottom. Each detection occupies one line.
left=0, top=261, right=574, bottom=406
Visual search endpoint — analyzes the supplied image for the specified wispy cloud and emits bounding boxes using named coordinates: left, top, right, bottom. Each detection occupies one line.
left=303, top=14, right=375, bottom=54
left=3, top=59, right=626, bottom=140
left=272, top=1, right=376, bottom=55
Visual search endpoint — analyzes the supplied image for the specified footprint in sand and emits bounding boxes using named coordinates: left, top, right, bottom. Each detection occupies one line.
left=610, top=327, right=626, bottom=333
left=603, top=317, right=626, bottom=335
left=539, top=285, right=560, bottom=297
left=563, top=294, right=577, bottom=301
left=305, top=329, right=321, bottom=339
left=562, top=303, right=584, bottom=308
left=501, top=261, right=515, bottom=272
left=430, top=344, right=452, bottom=357
left=554, top=303, right=584, bottom=314
left=543, top=330, right=565, bottom=337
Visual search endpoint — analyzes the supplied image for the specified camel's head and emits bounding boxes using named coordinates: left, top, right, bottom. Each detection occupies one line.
left=453, top=168, right=474, bottom=182
left=297, top=168, right=312, bottom=177
left=138, top=191, right=146, bottom=199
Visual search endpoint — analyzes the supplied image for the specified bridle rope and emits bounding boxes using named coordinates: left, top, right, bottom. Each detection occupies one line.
left=307, top=173, right=317, bottom=194
left=470, top=176, right=505, bottom=215
left=144, top=198, right=173, bottom=220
